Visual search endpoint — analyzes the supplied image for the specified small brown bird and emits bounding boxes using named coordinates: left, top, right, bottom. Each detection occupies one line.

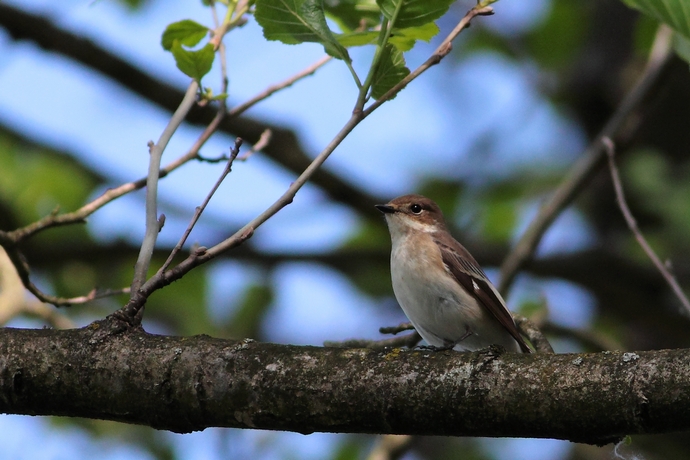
left=376, top=194, right=531, bottom=353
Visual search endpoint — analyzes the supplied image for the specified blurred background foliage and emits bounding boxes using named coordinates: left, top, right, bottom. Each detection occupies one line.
left=1, top=0, right=690, bottom=459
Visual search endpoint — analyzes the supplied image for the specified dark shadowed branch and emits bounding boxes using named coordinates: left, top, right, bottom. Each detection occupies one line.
left=497, top=25, right=673, bottom=294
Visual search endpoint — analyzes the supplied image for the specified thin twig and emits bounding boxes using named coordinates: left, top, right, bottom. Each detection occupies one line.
left=379, top=322, right=415, bottom=335
left=237, top=129, right=272, bottom=161
left=158, top=138, right=243, bottom=275
left=603, top=137, right=690, bottom=315
left=497, top=25, right=673, bottom=295
left=324, top=332, right=421, bottom=350
left=200, top=129, right=272, bottom=163
left=130, top=81, right=199, bottom=295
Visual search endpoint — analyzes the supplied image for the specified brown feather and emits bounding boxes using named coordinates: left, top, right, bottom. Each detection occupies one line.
left=434, top=236, right=532, bottom=353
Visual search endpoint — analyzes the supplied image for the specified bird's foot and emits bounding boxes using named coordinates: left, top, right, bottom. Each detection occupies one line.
left=416, top=344, right=455, bottom=352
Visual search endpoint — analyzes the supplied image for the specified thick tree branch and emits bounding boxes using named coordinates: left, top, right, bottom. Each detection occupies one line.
left=1, top=323, right=689, bottom=444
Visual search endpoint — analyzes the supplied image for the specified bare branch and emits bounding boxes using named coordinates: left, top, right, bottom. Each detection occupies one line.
left=237, top=129, right=272, bottom=161
left=0, top=52, right=326, bottom=247
left=603, top=137, right=690, bottom=315
left=497, top=25, right=674, bottom=294
left=0, top=3, right=382, bottom=219
left=130, top=82, right=200, bottom=295
left=0, top=239, right=130, bottom=307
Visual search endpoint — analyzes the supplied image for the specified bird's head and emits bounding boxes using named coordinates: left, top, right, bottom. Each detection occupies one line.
left=375, top=194, right=448, bottom=236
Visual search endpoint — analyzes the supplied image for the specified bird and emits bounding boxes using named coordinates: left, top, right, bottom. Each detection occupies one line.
left=376, top=194, right=531, bottom=353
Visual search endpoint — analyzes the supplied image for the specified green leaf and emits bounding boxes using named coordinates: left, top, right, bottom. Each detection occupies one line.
left=171, top=41, right=215, bottom=81
left=336, top=18, right=438, bottom=50
left=389, top=22, right=439, bottom=51
left=324, top=0, right=381, bottom=32
left=255, top=0, right=352, bottom=61
left=161, top=20, right=209, bottom=51
left=370, top=43, right=410, bottom=99
left=336, top=30, right=379, bottom=47
left=621, top=0, right=690, bottom=38
left=376, top=0, right=455, bottom=29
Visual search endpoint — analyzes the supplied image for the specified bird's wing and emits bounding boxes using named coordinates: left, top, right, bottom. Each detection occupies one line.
left=433, top=237, right=532, bottom=353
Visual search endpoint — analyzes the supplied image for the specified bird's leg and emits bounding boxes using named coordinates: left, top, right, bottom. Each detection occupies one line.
left=457, top=324, right=474, bottom=342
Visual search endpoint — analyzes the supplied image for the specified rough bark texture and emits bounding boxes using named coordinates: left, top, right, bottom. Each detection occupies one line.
left=1, top=320, right=689, bottom=444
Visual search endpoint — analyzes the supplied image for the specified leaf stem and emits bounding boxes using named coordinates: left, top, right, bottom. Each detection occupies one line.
left=354, top=0, right=405, bottom=110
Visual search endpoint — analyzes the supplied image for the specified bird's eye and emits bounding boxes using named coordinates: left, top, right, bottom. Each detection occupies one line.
left=410, top=203, right=423, bottom=214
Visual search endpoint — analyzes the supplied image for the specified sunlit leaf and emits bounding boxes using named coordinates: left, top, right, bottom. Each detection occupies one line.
left=336, top=30, right=379, bottom=47
left=324, top=0, right=381, bottom=32
left=370, top=44, right=410, bottom=99
left=171, top=41, right=215, bottom=81
left=161, top=20, right=209, bottom=51
left=388, top=22, right=439, bottom=51
left=256, top=0, right=352, bottom=61
left=377, top=0, right=455, bottom=29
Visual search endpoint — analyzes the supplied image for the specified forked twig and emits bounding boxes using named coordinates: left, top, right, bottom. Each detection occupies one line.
left=158, top=138, right=243, bottom=275
left=603, top=137, right=690, bottom=315
left=237, top=129, right=272, bottom=161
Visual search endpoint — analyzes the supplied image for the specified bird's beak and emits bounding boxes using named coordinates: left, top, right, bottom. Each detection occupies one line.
left=375, top=204, right=395, bottom=214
